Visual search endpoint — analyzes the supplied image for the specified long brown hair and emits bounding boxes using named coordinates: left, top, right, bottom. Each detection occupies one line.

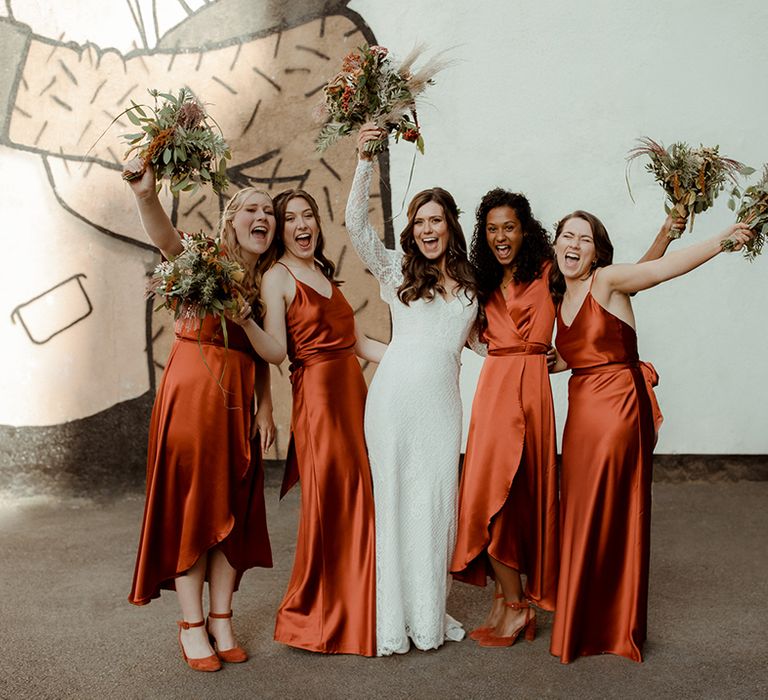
left=219, top=187, right=278, bottom=319
left=398, top=187, right=476, bottom=304
left=549, top=210, right=614, bottom=304
left=273, top=189, right=337, bottom=282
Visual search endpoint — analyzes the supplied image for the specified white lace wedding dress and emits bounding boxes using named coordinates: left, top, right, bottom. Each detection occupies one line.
left=345, top=159, right=478, bottom=655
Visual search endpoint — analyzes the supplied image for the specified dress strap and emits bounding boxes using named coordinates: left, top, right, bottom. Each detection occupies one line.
left=588, top=267, right=599, bottom=291
left=275, top=260, right=297, bottom=280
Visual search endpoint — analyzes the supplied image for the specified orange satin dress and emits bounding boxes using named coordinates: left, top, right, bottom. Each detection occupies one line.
left=451, top=264, right=558, bottom=610
left=129, top=315, right=272, bottom=606
left=273, top=268, right=376, bottom=657
left=550, top=286, right=663, bottom=663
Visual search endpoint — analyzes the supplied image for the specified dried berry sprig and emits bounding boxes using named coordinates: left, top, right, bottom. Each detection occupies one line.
left=316, top=44, right=446, bottom=155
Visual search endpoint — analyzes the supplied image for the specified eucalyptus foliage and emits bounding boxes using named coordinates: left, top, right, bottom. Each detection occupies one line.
left=626, top=137, right=751, bottom=238
left=122, top=88, right=231, bottom=196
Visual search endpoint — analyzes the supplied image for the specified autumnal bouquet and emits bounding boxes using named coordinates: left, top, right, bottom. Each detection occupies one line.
left=315, top=44, right=444, bottom=155
left=148, top=232, right=247, bottom=344
left=122, top=88, right=231, bottom=195
left=626, top=137, right=749, bottom=238
left=723, top=164, right=768, bottom=259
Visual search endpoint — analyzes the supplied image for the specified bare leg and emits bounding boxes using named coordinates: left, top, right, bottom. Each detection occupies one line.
left=489, top=555, right=532, bottom=636
left=207, top=547, right=239, bottom=651
left=176, top=552, right=216, bottom=659
left=478, top=578, right=506, bottom=630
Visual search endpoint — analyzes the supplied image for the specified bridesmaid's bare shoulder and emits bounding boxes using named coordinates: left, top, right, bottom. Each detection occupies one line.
left=262, top=261, right=295, bottom=300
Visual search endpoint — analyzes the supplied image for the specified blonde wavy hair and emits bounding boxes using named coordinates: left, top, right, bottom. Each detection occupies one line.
left=218, top=187, right=277, bottom=320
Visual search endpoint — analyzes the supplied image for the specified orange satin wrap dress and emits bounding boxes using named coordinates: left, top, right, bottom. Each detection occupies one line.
left=129, top=315, right=272, bottom=606
left=550, top=286, right=663, bottom=663
left=451, top=264, right=559, bottom=610
left=273, top=270, right=376, bottom=657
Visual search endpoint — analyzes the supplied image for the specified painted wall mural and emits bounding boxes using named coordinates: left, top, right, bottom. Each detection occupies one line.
left=0, top=0, right=393, bottom=494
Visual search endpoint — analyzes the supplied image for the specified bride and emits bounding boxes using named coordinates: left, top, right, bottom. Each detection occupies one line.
left=344, top=125, right=478, bottom=655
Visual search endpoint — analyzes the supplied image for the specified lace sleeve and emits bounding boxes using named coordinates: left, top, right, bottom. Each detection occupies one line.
left=345, top=159, right=402, bottom=290
left=466, top=324, right=488, bottom=357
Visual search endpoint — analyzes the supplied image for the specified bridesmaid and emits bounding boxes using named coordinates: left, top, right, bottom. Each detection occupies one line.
left=452, top=195, right=685, bottom=647
left=549, top=210, right=752, bottom=663
left=451, top=190, right=559, bottom=646
left=262, top=188, right=383, bottom=656
left=125, top=160, right=285, bottom=671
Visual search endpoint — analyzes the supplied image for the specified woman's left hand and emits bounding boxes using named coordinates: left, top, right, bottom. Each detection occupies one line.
left=253, top=406, right=276, bottom=452
left=546, top=346, right=557, bottom=369
left=664, top=214, right=688, bottom=237
left=225, top=300, right=252, bottom=326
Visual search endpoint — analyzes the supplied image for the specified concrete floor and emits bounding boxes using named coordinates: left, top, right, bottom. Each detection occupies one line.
left=1, top=481, right=767, bottom=700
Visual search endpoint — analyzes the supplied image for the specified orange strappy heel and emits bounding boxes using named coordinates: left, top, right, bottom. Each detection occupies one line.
left=478, top=599, right=536, bottom=647
left=177, top=620, right=221, bottom=672
left=469, top=593, right=505, bottom=640
left=207, top=611, right=248, bottom=663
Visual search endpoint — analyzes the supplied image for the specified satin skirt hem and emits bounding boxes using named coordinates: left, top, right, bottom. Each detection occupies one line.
left=128, top=517, right=267, bottom=606
left=273, top=634, right=376, bottom=657
left=550, top=645, right=644, bottom=664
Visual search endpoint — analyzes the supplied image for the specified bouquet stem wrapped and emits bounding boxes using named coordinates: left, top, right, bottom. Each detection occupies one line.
left=121, top=88, right=231, bottom=195
left=315, top=44, right=445, bottom=155
left=626, top=137, right=750, bottom=238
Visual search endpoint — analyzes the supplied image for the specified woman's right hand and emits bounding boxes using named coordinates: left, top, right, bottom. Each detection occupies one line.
left=122, top=157, right=156, bottom=199
left=356, top=122, right=386, bottom=161
left=720, top=222, right=754, bottom=252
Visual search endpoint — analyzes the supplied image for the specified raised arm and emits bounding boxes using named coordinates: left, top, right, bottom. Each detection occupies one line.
left=344, top=127, right=402, bottom=287
left=123, top=158, right=183, bottom=259
left=636, top=214, right=687, bottom=263
left=600, top=223, right=753, bottom=295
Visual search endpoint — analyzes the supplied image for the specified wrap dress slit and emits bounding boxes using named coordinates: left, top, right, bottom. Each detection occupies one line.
left=451, top=264, right=558, bottom=611
left=129, top=315, right=272, bottom=606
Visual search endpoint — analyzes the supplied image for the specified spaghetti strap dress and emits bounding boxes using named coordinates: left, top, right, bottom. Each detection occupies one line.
left=451, top=262, right=558, bottom=611
left=273, top=264, right=376, bottom=657
left=129, top=314, right=272, bottom=605
left=550, top=283, right=663, bottom=663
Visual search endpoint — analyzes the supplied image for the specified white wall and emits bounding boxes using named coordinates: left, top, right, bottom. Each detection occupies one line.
left=352, top=0, right=768, bottom=453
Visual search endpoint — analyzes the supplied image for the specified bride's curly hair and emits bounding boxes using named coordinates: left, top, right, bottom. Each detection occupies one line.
left=219, top=187, right=278, bottom=320
left=470, top=189, right=552, bottom=333
left=273, top=189, right=338, bottom=283
left=397, top=188, right=476, bottom=305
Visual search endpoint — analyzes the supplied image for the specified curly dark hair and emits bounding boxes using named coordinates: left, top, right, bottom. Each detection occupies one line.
left=273, top=189, right=337, bottom=282
left=549, top=210, right=614, bottom=305
left=397, top=187, right=476, bottom=305
left=470, top=189, right=552, bottom=331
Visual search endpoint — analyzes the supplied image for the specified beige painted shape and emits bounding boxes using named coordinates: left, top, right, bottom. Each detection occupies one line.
left=0, top=145, right=155, bottom=425
left=5, top=14, right=392, bottom=457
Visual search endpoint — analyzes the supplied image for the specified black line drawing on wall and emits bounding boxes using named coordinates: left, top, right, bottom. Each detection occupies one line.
left=10, top=273, right=93, bottom=345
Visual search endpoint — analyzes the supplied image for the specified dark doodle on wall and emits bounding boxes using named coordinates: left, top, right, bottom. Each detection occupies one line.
left=10, top=273, right=93, bottom=345
left=0, top=0, right=393, bottom=490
